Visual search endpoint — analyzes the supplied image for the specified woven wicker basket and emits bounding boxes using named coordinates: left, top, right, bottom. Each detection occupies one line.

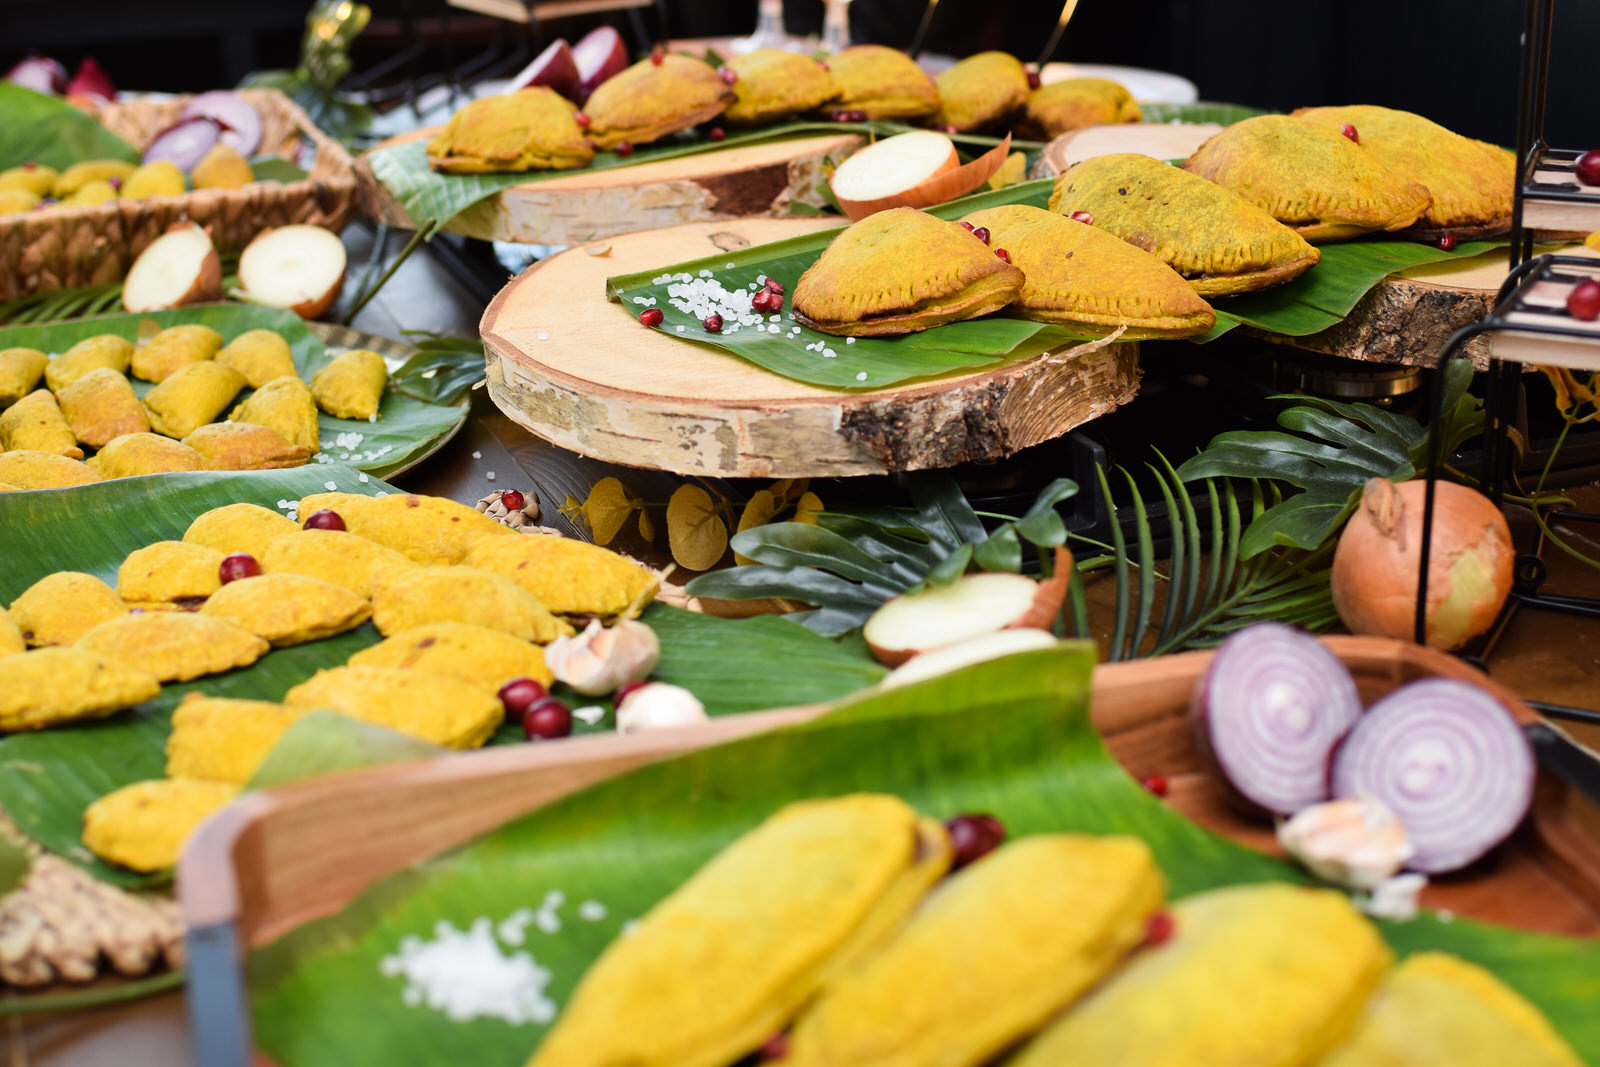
left=0, top=88, right=357, bottom=301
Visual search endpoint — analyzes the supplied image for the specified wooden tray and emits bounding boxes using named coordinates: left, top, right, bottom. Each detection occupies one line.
left=357, top=130, right=863, bottom=246
left=478, top=217, right=1142, bottom=477
left=1, top=89, right=356, bottom=302
left=177, top=636, right=1600, bottom=1064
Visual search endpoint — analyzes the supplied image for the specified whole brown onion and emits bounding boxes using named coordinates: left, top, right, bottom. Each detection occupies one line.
left=1331, top=478, right=1513, bottom=650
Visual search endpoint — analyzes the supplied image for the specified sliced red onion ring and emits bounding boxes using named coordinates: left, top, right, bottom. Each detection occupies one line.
left=1191, top=622, right=1362, bottom=816
left=1331, top=679, right=1533, bottom=875
left=142, top=117, right=221, bottom=170
left=180, top=91, right=262, bottom=157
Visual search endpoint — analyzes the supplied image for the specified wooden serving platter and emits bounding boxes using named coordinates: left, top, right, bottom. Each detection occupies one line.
left=357, top=131, right=863, bottom=246
left=181, top=635, right=1598, bottom=961
left=478, top=217, right=1142, bottom=477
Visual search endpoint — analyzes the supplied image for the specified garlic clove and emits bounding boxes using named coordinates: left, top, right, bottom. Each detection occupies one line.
left=544, top=618, right=661, bottom=697
left=615, top=682, right=707, bottom=734
left=1277, top=795, right=1415, bottom=891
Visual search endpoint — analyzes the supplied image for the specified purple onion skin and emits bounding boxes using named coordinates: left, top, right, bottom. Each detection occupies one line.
left=142, top=117, right=221, bottom=170
left=180, top=91, right=263, bottom=157
left=6, top=56, right=68, bottom=95
left=1331, top=678, right=1534, bottom=875
left=1190, top=622, right=1362, bottom=819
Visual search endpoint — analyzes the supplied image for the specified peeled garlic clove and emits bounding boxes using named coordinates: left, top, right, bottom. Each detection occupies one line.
left=1277, top=795, right=1415, bottom=891
left=544, top=618, right=661, bottom=697
left=615, top=682, right=707, bottom=734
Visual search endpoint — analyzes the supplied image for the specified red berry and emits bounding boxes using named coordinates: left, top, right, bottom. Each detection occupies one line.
left=1069, top=210, right=1093, bottom=225
left=639, top=308, right=665, bottom=327
left=107, top=176, right=122, bottom=190
left=720, top=66, right=738, bottom=85
left=574, top=112, right=591, bottom=129
left=945, top=813, right=1006, bottom=869
left=752, top=289, right=773, bottom=312
left=616, top=141, right=634, bottom=157
left=1144, top=911, right=1176, bottom=947
left=831, top=109, right=849, bottom=122
left=613, top=680, right=650, bottom=707
left=943, top=124, right=958, bottom=135
left=302, top=509, right=345, bottom=531
left=763, top=277, right=784, bottom=295
left=1141, top=773, right=1169, bottom=797
left=817, top=60, right=829, bottom=71
left=971, top=226, right=990, bottom=244
left=994, top=248, right=1010, bottom=262
left=499, top=677, right=549, bottom=721
left=22, top=161, right=37, bottom=170
left=1568, top=278, right=1600, bottom=321
left=758, top=1032, right=791, bottom=1061
left=709, top=126, right=725, bottom=142
left=499, top=489, right=526, bottom=511
left=1577, top=150, right=1600, bottom=187
left=1026, top=69, right=1041, bottom=90
left=959, top=220, right=975, bottom=232
left=850, top=110, right=868, bottom=122
left=523, top=697, right=573, bottom=740
left=703, top=313, right=724, bottom=333
left=218, top=553, right=261, bottom=584
left=1437, top=232, right=1456, bottom=251
left=649, top=50, right=664, bottom=66
left=1341, top=122, right=1359, bottom=144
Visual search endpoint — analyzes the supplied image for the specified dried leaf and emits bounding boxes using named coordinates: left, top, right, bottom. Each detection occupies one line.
left=666, top=484, right=729, bottom=571
left=791, top=491, right=824, bottom=525
left=733, top=490, right=780, bottom=566
left=582, top=477, right=637, bottom=545
left=559, top=494, right=584, bottom=522
left=638, top=507, right=656, bottom=542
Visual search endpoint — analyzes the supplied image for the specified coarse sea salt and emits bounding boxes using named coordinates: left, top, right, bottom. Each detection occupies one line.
left=472, top=451, right=482, bottom=460
left=358, top=473, right=369, bottom=483
left=856, top=372, right=868, bottom=381
left=379, top=918, right=557, bottom=1026
left=536, top=330, right=550, bottom=340
left=324, top=480, right=338, bottom=491
left=572, top=705, right=606, bottom=726
left=578, top=901, right=608, bottom=922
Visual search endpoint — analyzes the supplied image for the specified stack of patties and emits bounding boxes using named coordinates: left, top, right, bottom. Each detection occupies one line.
left=1049, top=153, right=1322, bottom=296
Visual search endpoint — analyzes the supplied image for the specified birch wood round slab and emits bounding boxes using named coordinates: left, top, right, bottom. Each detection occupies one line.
left=480, top=218, right=1142, bottom=478
left=358, top=131, right=863, bottom=245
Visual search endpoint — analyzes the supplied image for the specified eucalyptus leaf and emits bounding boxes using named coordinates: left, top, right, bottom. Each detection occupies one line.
left=0, top=84, right=138, bottom=170
left=0, top=305, right=467, bottom=480
left=250, top=648, right=1600, bottom=1065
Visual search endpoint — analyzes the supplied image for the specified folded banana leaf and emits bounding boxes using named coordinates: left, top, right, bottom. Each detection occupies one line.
left=0, top=469, right=880, bottom=886
left=248, top=648, right=1600, bottom=1065
left=0, top=305, right=467, bottom=480
left=0, top=83, right=139, bottom=170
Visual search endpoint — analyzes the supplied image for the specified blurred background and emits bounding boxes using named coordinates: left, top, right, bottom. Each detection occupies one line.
left=0, top=0, right=1590, bottom=146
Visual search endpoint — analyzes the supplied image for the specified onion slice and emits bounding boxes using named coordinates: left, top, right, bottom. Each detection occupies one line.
left=1330, top=679, right=1534, bottom=875
left=832, top=135, right=1013, bottom=222
left=143, top=117, right=221, bottom=170
left=181, top=91, right=264, bottom=157
left=1190, top=622, right=1362, bottom=816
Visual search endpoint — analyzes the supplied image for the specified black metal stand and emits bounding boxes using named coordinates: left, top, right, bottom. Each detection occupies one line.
left=1415, top=0, right=1600, bottom=728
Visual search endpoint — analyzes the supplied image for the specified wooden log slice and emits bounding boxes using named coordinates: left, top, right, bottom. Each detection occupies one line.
left=480, top=218, right=1142, bottom=478
left=358, top=132, right=864, bottom=245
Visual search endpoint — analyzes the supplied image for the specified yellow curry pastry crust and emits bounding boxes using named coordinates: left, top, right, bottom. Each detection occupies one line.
left=296, top=491, right=516, bottom=566
left=87, top=433, right=205, bottom=478
left=464, top=535, right=658, bottom=617
left=1183, top=114, right=1432, bottom=242
left=55, top=367, right=150, bottom=449
left=1292, top=105, right=1513, bottom=238
left=1048, top=153, right=1321, bottom=296
left=792, top=207, right=1025, bottom=337
left=0, top=389, right=84, bottom=458
left=260, top=528, right=415, bottom=598
left=142, top=360, right=247, bottom=439
left=229, top=375, right=320, bottom=452
left=347, top=622, right=554, bottom=694
left=0, top=647, right=160, bottom=732
left=183, top=421, right=311, bottom=470
left=283, top=665, right=503, bottom=749
left=75, top=611, right=269, bottom=683
left=130, top=324, right=223, bottom=384
left=44, top=335, right=133, bottom=393
left=182, top=502, right=298, bottom=559
left=0, top=449, right=98, bottom=489
left=961, top=204, right=1215, bottom=338
left=825, top=45, right=940, bottom=122
left=0, top=608, right=22, bottom=658
left=0, top=348, right=47, bottom=409
left=10, top=571, right=127, bottom=646
left=724, top=49, right=838, bottom=126
left=427, top=87, right=595, bottom=174
left=583, top=55, right=736, bottom=151
left=214, top=329, right=297, bottom=388
left=1020, top=77, right=1141, bottom=140
left=309, top=348, right=387, bottom=421
left=200, top=572, right=371, bottom=646
left=369, top=565, right=573, bottom=642
left=117, top=540, right=224, bottom=607
left=81, top=778, right=238, bottom=872
left=935, top=51, right=1031, bottom=133
left=165, top=696, right=308, bottom=784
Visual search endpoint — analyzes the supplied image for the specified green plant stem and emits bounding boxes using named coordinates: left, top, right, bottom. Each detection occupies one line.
left=341, top=228, right=425, bottom=325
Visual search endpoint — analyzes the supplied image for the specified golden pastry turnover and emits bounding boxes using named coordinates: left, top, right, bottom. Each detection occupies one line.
left=0, top=647, right=159, bottom=732
left=1049, top=153, right=1321, bottom=296
left=724, top=49, right=838, bottom=126
left=44, top=334, right=133, bottom=393
left=369, top=565, right=573, bottom=642
left=961, top=204, right=1215, bottom=338
left=130, top=324, right=223, bottom=383
left=825, top=45, right=940, bottom=121
left=87, top=433, right=205, bottom=479
left=82, top=779, right=238, bottom=872
left=0, top=449, right=98, bottom=489
left=229, top=375, right=320, bottom=452
left=347, top=622, right=554, bottom=694
left=165, top=696, right=308, bottom=784
left=10, top=571, right=127, bottom=646
left=117, top=540, right=224, bottom=607
left=934, top=51, right=1031, bottom=133
left=260, top=528, right=415, bottom=598
left=1020, top=77, right=1141, bottom=139
left=1183, top=114, right=1432, bottom=241
left=214, top=329, right=297, bottom=388
left=792, top=207, right=1025, bottom=337
left=75, top=611, right=268, bottom=683
left=200, top=573, right=371, bottom=646
left=283, top=665, right=502, bottom=749
left=0, top=389, right=83, bottom=458
left=182, top=502, right=298, bottom=559
left=583, top=55, right=736, bottom=151
left=55, top=367, right=150, bottom=449
left=183, top=421, right=311, bottom=470
left=427, top=87, right=595, bottom=173
left=310, top=348, right=387, bottom=421
left=0, top=347, right=47, bottom=409
left=142, top=360, right=247, bottom=439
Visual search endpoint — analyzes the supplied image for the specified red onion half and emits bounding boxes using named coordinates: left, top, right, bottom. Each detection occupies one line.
left=1331, top=679, right=1533, bottom=875
left=142, top=117, right=221, bottom=170
left=180, top=91, right=263, bottom=157
left=1191, top=622, right=1362, bottom=816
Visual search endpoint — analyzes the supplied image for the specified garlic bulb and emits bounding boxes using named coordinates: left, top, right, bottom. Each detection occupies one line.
left=544, top=618, right=660, bottom=697
left=1277, top=795, right=1415, bottom=891
left=1356, top=872, right=1429, bottom=922
left=615, top=683, right=707, bottom=734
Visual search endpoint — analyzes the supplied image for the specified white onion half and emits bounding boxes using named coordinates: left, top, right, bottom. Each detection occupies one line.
left=1330, top=679, right=1534, bottom=874
left=1191, top=622, right=1362, bottom=816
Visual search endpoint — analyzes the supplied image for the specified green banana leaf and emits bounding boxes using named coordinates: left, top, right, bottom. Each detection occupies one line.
left=368, top=122, right=873, bottom=236
left=249, top=648, right=1600, bottom=1065
left=0, top=469, right=883, bottom=886
left=606, top=177, right=1505, bottom=388
left=1138, top=101, right=1269, bottom=125
left=0, top=84, right=139, bottom=170
left=0, top=304, right=467, bottom=480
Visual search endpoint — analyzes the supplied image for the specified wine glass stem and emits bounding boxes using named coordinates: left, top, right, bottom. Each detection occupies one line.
left=755, top=0, right=785, bottom=37
left=822, top=0, right=851, bottom=53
